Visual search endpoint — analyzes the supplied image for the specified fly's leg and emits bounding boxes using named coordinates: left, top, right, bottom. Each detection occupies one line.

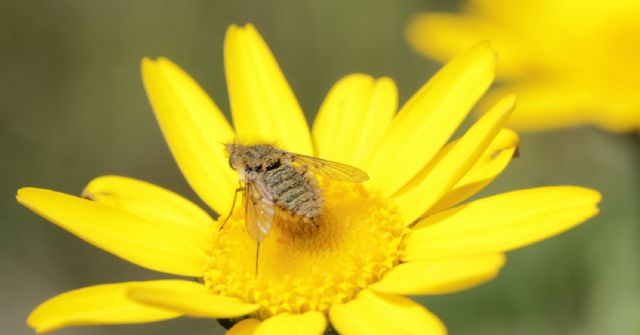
left=255, top=241, right=261, bottom=277
left=219, top=186, right=244, bottom=231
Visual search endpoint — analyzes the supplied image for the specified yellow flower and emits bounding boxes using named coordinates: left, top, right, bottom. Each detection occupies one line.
left=18, top=24, right=601, bottom=334
left=407, top=0, right=640, bottom=132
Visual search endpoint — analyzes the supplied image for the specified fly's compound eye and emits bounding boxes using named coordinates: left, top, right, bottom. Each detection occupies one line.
left=246, top=165, right=262, bottom=173
left=266, top=160, right=281, bottom=171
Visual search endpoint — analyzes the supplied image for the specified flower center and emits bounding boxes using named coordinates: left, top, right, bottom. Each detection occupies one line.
left=202, top=179, right=406, bottom=319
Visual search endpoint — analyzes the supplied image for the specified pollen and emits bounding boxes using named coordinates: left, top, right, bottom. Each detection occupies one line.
left=202, top=179, right=407, bottom=319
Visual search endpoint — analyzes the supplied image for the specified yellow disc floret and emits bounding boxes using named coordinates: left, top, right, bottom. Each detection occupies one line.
left=203, top=179, right=407, bottom=319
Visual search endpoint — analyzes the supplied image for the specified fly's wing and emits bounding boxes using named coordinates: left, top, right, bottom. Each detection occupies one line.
left=293, top=155, right=369, bottom=183
left=244, top=178, right=275, bottom=242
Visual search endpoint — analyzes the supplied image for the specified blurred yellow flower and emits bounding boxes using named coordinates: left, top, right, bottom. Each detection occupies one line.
left=18, top=24, right=601, bottom=334
left=407, top=0, right=640, bottom=132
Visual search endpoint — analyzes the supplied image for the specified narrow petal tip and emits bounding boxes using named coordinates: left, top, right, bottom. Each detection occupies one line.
left=449, top=41, right=497, bottom=86
left=27, top=313, right=54, bottom=334
left=16, top=187, right=28, bottom=202
left=140, top=57, right=155, bottom=71
left=561, top=186, right=603, bottom=206
left=225, top=23, right=254, bottom=38
left=464, top=39, right=496, bottom=58
left=16, top=187, right=47, bottom=207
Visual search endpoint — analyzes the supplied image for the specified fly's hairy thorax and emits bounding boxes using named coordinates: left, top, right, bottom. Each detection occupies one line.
left=264, top=164, right=323, bottom=222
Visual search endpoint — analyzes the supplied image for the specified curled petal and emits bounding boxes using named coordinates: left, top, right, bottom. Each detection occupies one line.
left=366, top=41, right=496, bottom=195
left=395, top=95, right=516, bottom=224
left=429, top=129, right=519, bottom=213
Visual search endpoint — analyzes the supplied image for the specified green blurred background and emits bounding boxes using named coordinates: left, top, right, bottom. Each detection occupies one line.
left=1, top=0, right=638, bottom=334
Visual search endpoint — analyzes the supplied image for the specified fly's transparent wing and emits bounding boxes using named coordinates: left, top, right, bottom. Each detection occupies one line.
left=293, top=155, right=369, bottom=182
left=244, top=179, right=275, bottom=242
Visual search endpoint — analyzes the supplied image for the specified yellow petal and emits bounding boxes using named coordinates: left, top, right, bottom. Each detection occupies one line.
left=227, top=318, right=261, bottom=335
left=370, top=254, right=505, bottom=295
left=366, top=42, right=496, bottom=194
left=483, top=79, right=640, bottom=132
left=394, top=95, right=516, bottom=224
left=485, top=81, right=612, bottom=131
left=17, top=187, right=206, bottom=276
left=329, top=290, right=445, bottom=335
left=28, top=280, right=183, bottom=334
left=254, top=312, right=327, bottom=335
left=141, top=57, right=236, bottom=215
left=312, top=74, right=397, bottom=168
left=406, top=13, right=533, bottom=79
left=224, top=24, right=312, bottom=154
left=83, top=175, right=214, bottom=247
left=429, top=129, right=519, bottom=213
left=127, top=280, right=259, bottom=318
left=404, top=186, right=601, bottom=261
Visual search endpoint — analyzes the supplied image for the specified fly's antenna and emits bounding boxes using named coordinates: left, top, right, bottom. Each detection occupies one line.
left=221, top=142, right=235, bottom=157
left=219, top=141, right=231, bottom=153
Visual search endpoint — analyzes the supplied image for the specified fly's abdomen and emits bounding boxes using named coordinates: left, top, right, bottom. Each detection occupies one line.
left=265, top=165, right=322, bottom=221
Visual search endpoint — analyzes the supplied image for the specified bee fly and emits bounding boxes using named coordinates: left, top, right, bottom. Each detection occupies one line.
left=221, top=143, right=369, bottom=275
